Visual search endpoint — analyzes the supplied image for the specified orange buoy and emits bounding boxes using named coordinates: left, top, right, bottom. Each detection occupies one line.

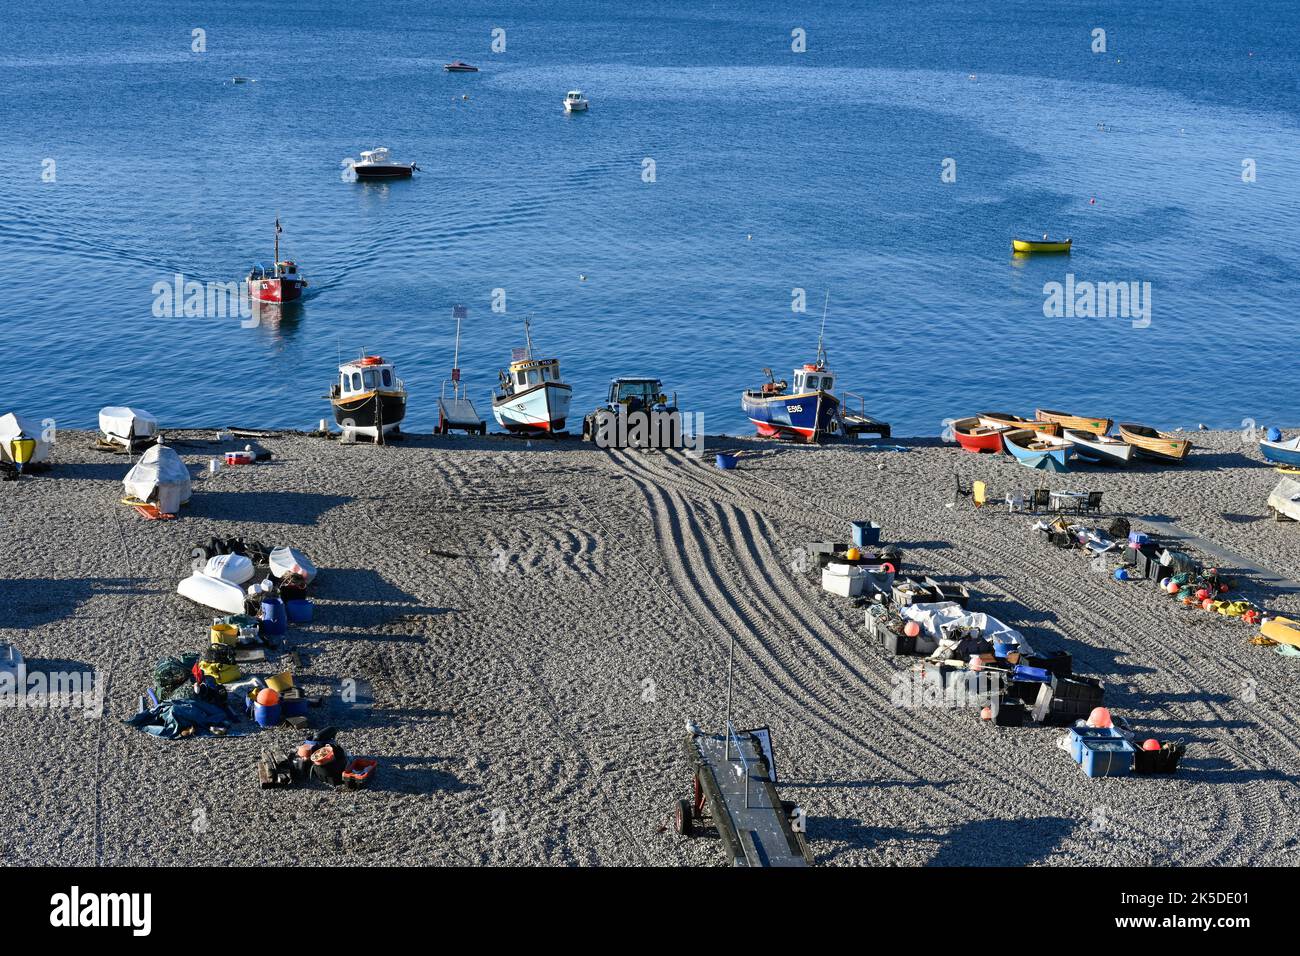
left=846, top=546, right=861, bottom=561
left=255, top=688, right=280, bottom=707
left=980, top=706, right=993, bottom=720
left=903, top=621, right=921, bottom=638
left=1142, top=739, right=1161, bottom=751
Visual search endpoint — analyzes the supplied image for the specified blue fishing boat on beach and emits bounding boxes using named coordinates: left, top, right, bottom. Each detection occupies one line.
left=1261, top=434, right=1300, bottom=468
left=1003, top=428, right=1073, bottom=471
left=740, top=296, right=891, bottom=444
left=741, top=355, right=842, bottom=443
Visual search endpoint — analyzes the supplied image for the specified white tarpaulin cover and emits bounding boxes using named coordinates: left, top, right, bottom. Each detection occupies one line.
left=269, top=546, right=317, bottom=584
left=1269, top=477, right=1300, bottom=523
left=899, top=602, right=1036, bottom=659
left=99, top=406, right=158, bottom=443
left=0, top=412, right=51, bottom=465
left=123, top=445, right=191, bottom=514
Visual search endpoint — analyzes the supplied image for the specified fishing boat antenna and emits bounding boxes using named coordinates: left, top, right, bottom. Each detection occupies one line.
left=524, top=314, right=534, bottom=361
left=816, top=291, right=830, bottom=368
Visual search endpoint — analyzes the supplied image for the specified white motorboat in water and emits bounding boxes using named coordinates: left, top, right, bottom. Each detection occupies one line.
left=563, top=90, right=589, bottom=112
left=492, top=318, right=573, bottom=434
left=99, top=406, right=159, bottom=450
left=349, top=147, right=419, bottom=180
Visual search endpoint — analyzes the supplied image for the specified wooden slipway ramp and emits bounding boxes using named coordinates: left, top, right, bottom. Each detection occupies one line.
left=602, top=448, right=1291, bottom=866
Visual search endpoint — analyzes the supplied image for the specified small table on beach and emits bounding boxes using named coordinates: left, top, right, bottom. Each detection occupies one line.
left=1050, top=490, right=1088, bottom=514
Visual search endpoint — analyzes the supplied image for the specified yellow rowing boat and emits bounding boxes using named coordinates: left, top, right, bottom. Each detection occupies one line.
left=1012, top=237, right=1072, bottom=254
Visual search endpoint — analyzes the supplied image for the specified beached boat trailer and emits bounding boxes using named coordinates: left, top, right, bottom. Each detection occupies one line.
left=676, top=722, right=812, bottom=867
left=840, top=391, right=891, bottom=439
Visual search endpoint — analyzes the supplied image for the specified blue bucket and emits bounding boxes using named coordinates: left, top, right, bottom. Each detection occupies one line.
left=715, top=453, right=738, bottom=470
left=260, top=598, right=287, bottom=637
left=253, top=702, right=282, bottom=728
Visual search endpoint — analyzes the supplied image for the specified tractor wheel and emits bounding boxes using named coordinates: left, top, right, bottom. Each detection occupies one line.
left=674, top=798, right=694, bottom=836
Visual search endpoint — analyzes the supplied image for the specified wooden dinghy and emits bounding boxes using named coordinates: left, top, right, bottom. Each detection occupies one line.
left=977, top=411, right=1060, bottom=436
left=1036, top=409, right=1112, bottom=435
left=950, top=416, right=1006, bottom=453
left=1063, top=428, right=1133, bottom=467
left=1260, top=615, right=1300, bottom=648
left=1118, top=422, right=1192, bottom=462
left=1003, top=428, right=1073, bottom=471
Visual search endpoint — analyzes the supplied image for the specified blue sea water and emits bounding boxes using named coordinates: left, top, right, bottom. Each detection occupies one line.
left=2, top=0, right=1298, bottom=436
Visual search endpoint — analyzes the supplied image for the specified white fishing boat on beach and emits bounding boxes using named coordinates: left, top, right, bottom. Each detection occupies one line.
left=492, top=318, right=572, bottom=434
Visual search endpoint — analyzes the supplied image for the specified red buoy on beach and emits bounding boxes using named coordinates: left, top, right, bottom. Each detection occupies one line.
left=980, top=706, right=993, bottom=720
left=1202, top=598, right=1215, bottom=611
left=1195, top=588, right=1209, bottom=601
left=1088, top=707, right=1113, bottom=728
left=1166, top=581, right=1180, bottom=595
left=1142, top=739, right=1161, bottom=751
left=904, top=621, right=921, bottom=638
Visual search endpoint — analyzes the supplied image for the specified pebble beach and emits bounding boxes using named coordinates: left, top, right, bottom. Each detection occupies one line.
left=1, top=427, right=1298, bottom=866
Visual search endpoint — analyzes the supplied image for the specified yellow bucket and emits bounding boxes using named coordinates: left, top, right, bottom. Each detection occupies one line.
left=210, top=623, right=239, bottom=646
left=265, top=671, right=294, bottom=693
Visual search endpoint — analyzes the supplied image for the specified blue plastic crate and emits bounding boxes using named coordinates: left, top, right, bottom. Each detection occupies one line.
left=1080, top=738, right=1135, bottom=777
left=1068, top=726, right=1127, bottom=763
left=851, top=520, right=882, bottom=547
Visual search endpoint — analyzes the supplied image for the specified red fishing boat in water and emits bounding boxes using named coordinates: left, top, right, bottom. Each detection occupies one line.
left=246, top=219, right=307, bottom=304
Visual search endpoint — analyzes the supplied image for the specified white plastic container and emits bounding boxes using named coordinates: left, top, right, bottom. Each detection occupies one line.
left=821, top=562, right=866, bottom=598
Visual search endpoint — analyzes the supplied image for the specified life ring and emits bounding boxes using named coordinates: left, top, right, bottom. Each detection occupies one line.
left=359, top=356, right=384, bottom=366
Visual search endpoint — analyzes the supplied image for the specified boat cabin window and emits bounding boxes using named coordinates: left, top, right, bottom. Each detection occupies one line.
left=350, top=372, right=362, bottom=391
left=516, top=370, right=527, bottom=387
left=381, top=368, right=392, bottom=387
left=820, top=375, right=833, bottom=391
left=363, top=369, right=376, bottom=390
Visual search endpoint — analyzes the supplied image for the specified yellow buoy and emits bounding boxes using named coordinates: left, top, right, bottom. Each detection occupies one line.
left=846, top=546, right=862, bottom=561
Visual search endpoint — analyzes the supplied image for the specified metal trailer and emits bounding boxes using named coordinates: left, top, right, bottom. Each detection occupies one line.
left=436, top=380, right=486, bottom=435
left=1268, top=477, right=1300, bottom=523
left=675, top=724, right=812, bottom=867
left=839, top=391, right=891, bottom=438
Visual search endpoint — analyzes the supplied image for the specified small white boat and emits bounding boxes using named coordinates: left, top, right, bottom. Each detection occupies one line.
left=563, top=90, right=589, bottom=112
left=1063, top=428, right=1134, bottom=467
left=0, top=412, right=51, bottom=470
left=177, top=572, right=246, bottom=615
left=123, top=445, right=192, bottom=515
left=269, top=546, right=317, bottom=585
left=204, top=553, right=255, bottom=586
left=492, top=318, right=573, bottom=434
left=349, top=147, right=419, bottom=180
left=99, top=406, right=159, bottom=450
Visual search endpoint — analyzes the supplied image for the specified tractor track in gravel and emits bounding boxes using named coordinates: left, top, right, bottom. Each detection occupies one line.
left=607, top=450, right=1201, bottom=859
left=606, top=448, right=1281, bottom=864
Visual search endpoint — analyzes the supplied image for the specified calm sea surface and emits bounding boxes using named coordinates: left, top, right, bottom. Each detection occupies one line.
left=2, top=0, right=1298, bottom=436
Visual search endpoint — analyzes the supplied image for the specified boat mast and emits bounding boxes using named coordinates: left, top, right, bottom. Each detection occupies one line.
left=274, top=216, right=280, bottom=268
left=816, top=291, right=829, bottom=368
left=524, top=314, right=533, bottom=361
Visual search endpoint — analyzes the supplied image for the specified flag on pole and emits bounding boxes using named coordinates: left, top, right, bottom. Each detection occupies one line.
left=452, top=304, right=467, bottom=319
left=275, top=219, right=282, bottom=233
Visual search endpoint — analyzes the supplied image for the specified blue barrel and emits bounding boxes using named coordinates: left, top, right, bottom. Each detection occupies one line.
left=260, top=597, right=287, bottom=637
left=253, top=702, right=281, bottom=728
left=715, top=453, right=738, bottom=470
